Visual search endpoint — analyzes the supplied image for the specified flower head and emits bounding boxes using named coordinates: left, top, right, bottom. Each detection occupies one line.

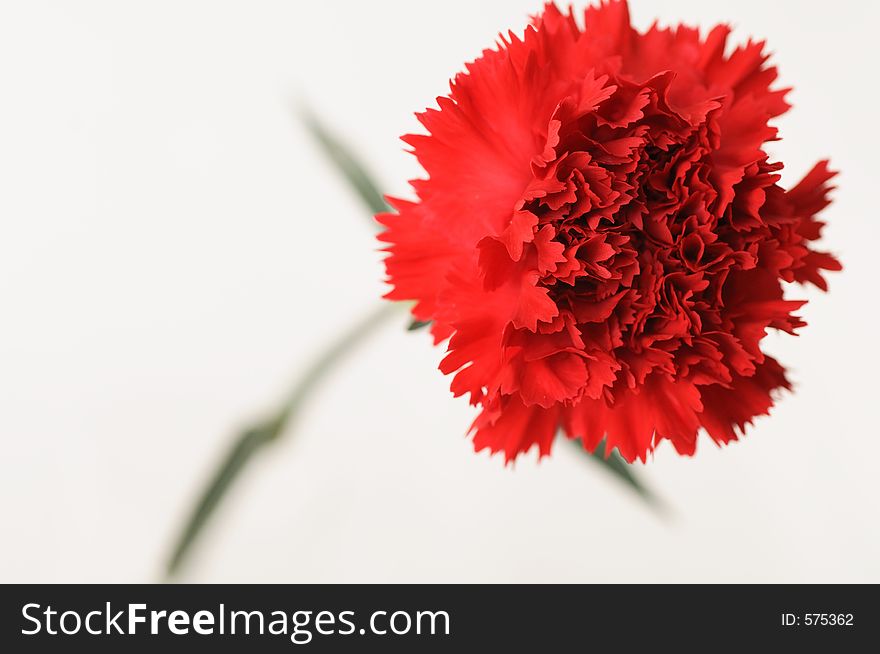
left=379, top=0, right=840, bottom=463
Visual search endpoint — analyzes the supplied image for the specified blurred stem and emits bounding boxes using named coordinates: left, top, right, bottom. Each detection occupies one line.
left=299, top=107, right=390, bottom=217
left=576, top=439, right=667, bottom=515
left=165, top=302, right=404, bottom=578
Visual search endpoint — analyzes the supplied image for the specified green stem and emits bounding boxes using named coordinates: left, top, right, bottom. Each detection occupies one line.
left=165, top=302, right=403, bottom=577
left=299, top=107, right=390, bottom=217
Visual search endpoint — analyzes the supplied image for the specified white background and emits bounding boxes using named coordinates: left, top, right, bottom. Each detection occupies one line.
left=1, top=0, right=877, bottom=583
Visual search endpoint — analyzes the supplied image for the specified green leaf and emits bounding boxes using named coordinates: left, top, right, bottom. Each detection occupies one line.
left=572, top=438, right=667, bottom=514
left=407, top=319, right=432, bottom=331
left=165, top=302, right=403, bottom=577
left=299, top=107, right=390, bottom=218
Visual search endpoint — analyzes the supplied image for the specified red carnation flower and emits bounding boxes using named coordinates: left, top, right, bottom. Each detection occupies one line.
left=379, top=0, right=840, bottom=463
